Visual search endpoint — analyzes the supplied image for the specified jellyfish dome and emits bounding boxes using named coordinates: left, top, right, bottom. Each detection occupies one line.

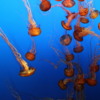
left=60, top=34, right=72, bottom=46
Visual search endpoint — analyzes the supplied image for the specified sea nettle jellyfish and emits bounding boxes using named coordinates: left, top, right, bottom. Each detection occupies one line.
left=22, top=0, right=41, bottom=36
left=60, top=34, right=72, bottom=46
left=40, top=0, right=51, bottom=11
left=0, top=28, right=36, bottom=77
left=25, top=38, right=36, bottom=61
left=62, top=0, right=75, bottom=8
left=90, top=10, right=99, bottom=19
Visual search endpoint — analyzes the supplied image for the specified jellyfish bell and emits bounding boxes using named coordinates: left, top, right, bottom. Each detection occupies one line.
left=58, top=80, right=67, bottom=90
left=64, top=68, right=74, bottom=77
left=90, top=65, right=99, bottom=72
left=80, top=17, right=89, bottom=24
left=78, top=0, right=84, bottom=1
left=65, top=54, right=74, bottom=61
left=40, top=0, right=51, bottom=11
left=61, top=21, right=72, bottom=30
left=73, top=31, right=83, bottom=41
left=60, top=34, right=72, bottom=46
left=79, top=7, right=88, bottom=16
left=25, top=52, right=35, bottom=61
left=19, top=67, right=36, bottom=77
left=62, top=0, right=75, bottom=8
left=90, top=10, right=99, bottom=19
left=98, top=23, right=100, bottom=30
left=73, top=46, right=84, bottom=53
left=85, top=78, right=97, bottom=86
left=28, top=27, right=41, bottom=36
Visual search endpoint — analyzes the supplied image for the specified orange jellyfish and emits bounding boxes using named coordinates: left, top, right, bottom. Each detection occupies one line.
left=64, top=63, right=74, bottom=77
left=0, top=28, right=36, bottom=77
left=40, top=0, right=51, bottom=11
left=98, top=23, right=100, bottom=30
left=78, top=1, right=89, bottom=16
left=62, top=0, right=75, bottom=8
left=86, top=72, right=97, bottom=86
left=73, top=41, right=84, bottom=53
left=78, top=27, right=100, bottom=37
left=80, top=17, right=89, bottom=24
left=25, top=38, right=36, bottom=61
left=60, top=34, right=72, bottom=46
left=22, top=0, right=41, bottom=36
left=52, top=4, right=78, bottom=30
left=89, top=10, right=99, bottom=19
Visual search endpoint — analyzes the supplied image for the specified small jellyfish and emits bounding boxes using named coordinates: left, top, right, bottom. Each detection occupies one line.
left=0, top=28, right=36, bottom=77
left=75, top=74, right=86, bottom=85
left=40, top=0, right=51, bottom=11
left=61, top=12, right=78, bottom=30
left=86, top=72, right=97, bottom=86
left=73, top=41, right=84, bottom=53
left=60, top=34, right=72, bottom=46
left=78, top=27, right=100, bottom=37
left=22, top=0, right=41, bottom=36
left=62, top=0, right=75, bottom=8
left=90, top=65, right=99, bottom=73
left=64, top=67, right=74, bottom=77
left=89, top=10, right=99, bottom=19
left=98, top=23, right=100, bottom=30
left=25, top=38, right=36, bottom=61
left=80, top=17, right=89, bottom=24
left=58, top=80, right=67, bottom=90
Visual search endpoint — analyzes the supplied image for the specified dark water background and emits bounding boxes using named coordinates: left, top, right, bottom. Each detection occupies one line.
left=0, top=0, right=100, bottom=100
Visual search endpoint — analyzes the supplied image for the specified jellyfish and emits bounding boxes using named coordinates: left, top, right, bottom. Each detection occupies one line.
left=0, top=28, right=36, bottom=77
left=89, top=10, right=99, bottom=19
left=78, top=1, right=89, bottom=16
left=40, top=0, right=51, bottom=11
left=78, top=27, right=100, bottom=37
left=73, top=41, right=84, bottom=53
left=22, top=0, right=41, bottom=36
left=25, top=38, right=36, bottom=61
left=80, top=17, right=89, bottom=24
left=86, top=72, right=97, bottom=86
left=62, top=0, right=76, bottom=8
left=51, top=4, right=78, bottom=30
left=64, top=63, right=74, bottom=77
left=98, top=23, right=100, bottom=30
left=60, top=34, right=72, bottom=46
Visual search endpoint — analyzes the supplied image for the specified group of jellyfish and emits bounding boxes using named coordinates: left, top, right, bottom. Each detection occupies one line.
left=0, top=0, right=100, bottom=99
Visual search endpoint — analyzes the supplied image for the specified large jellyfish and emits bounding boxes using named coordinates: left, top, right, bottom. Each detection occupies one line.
left=22, top=0, right=41, bottom=36
left=0, top=28, right=36, bottom=77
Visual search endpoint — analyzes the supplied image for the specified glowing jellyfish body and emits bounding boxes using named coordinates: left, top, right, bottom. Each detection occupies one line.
left=79, top=6, right=88, bottom=16
left=58, top=80, right=67, bottom=90
left=90, top=10, right=99, bottom=19
left=60, top=34, right=72, bottom=46
left=22, top=0, right=41, bottom=36
left=0, top=28, right=36, bottom=77
left=40, top=0, right=51, bottom=11
left=62, top=0, right=75, bottom=8
left=64, top=68, right=74, bottom=77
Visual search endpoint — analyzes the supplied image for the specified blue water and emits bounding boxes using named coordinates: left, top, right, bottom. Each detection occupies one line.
left=0, top=0, right=100, bottom=100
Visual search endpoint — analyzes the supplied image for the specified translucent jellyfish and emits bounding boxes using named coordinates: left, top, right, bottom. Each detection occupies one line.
left=78, top=27, right=100, bottom=37
left=22, top=0, right=41, bottom=36
left=25, top=38, right=36, bottom=61
left=89, top=10, right=99, bottom=19
left=73, top=41, right=84, bottom=53
left=40, top=0, right=51, bottom=11
left=62, top=0, right=75, bottom=8
left=60, top=34, right=72, bottom=46
left=0, top=28, right=36, bottom=77
left=78, top=1, right=89, bottom=16
left=52, top=4, right=78, bottom=30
